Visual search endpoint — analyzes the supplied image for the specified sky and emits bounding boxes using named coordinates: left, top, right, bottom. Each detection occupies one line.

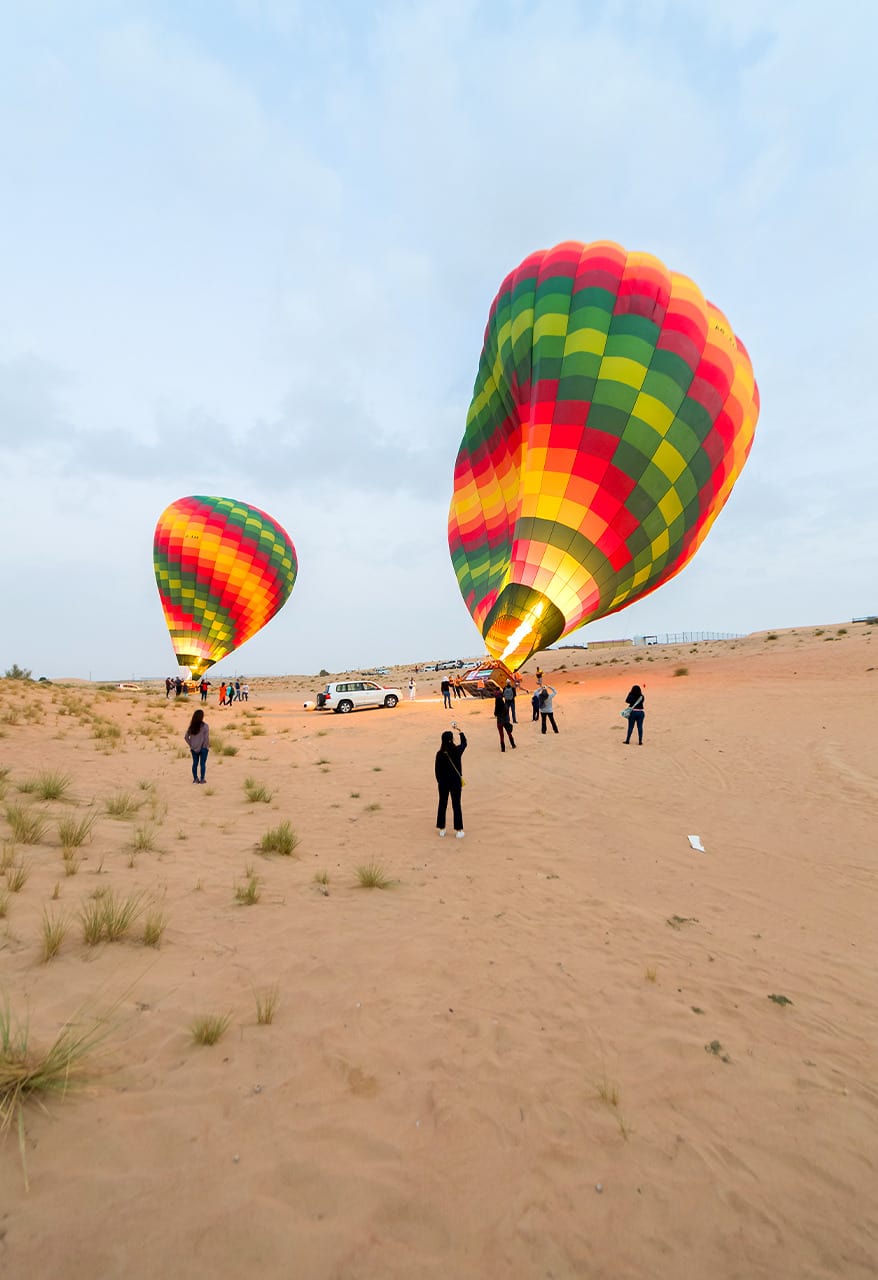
left=1, top=0, right=875, bottom=679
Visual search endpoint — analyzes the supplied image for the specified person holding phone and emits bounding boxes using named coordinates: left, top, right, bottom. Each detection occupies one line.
left=435, top=722, right=467, bottom=838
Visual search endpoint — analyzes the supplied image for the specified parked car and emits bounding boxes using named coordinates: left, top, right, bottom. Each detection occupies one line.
left=315, top=680, right=401, bottom=713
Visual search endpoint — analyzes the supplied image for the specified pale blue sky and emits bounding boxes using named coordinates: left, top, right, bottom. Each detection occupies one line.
left=1, top=0, right=875, bottom=677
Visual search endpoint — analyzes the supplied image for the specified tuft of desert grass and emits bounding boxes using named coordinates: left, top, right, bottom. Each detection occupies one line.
left=673, top=666, right=689, bottom=677
left=5, top=805, right=48, bottom=845
left=234, top=874, right=261, bottom=906
left=131, top=824, right=157, bottom=853
left=29, top=772, right=71, bottom=802
left=0, top=997, right=114, bottom=1189
left=313, top=870, right=330, bottom=885
left=190, top=1012, right=231, bottom=1046
left=254, top=984, right=279, bottom=1025
left=62, top=849, right=80, bottom=876
left=259, top=821, right=299, bottom=856
left=105, top=792, right=140, bottom=819
left=79, top=889, right=143, bottom=945
left=6, top=861, right=30, bottom=894
left=244, top=777, right=273, bottom=804
left=0, top=888, right=9, bottom=919
left=41, top=910, right=68, bottom=962
left=142, top=909, right=167, bottom=948
left=355, top=861, right=392, bottom=890
left=364, top=802, right=381, bottom=813
left=51, top=881, right=60, bottom=900
left=645, top=966, right=657, bottom=983
left=58, top=812, right=96, bottom=851
left=596, top=1075, right=620, bottom=1108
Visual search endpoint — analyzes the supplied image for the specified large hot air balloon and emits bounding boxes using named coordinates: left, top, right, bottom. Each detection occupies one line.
left=153, top=496, right=297, bottom=678
left=448, top=241, right=759, bottom=669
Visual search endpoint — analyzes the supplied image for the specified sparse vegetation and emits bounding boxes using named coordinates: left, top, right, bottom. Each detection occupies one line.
left=244, top=777, right=273, bottom=804
left=364, top=802, right=381, bottom=812
left=259, top=821, right=299, bottom=856
left=131, top=824, right=157, bottom=853
left=767, top=993, right=793, bottom=1007
left=254, top=984, right=279, bottom=1025
left=0, top=997, right=112, bottom=1188
left=104, top=792, right=140, bottom=819
left=58, top=813, right=96, bottom=850
left=142, top=909, right=167, bottom=948
left=190, top=1013, right=231, bottom=1046
left=355, top=861, right=392, bottom=889
left=79, top=890, right=143, bottom=945
left=645, top=966, right=657, bottom=982
left=673, top=666, right=689, bottom=677
left=5, top=861, right=31, bottom=894
left=5, top=805, right=48, bottom=845
left=234, top=874, right=261, bottom=905
left=4, top=663, right=32, bottom=680
left=313, top=870, right=330, bottom=885
left=41, top=910, right=68, bottom=962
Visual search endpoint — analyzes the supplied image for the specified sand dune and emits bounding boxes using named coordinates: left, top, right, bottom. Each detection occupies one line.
left=1, top=623, right=876, bottom=1279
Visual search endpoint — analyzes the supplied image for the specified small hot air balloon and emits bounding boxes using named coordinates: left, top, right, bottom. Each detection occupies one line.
left=448, top=241, right=759, bottom=669
left=153, top=495, right=297, bottom=678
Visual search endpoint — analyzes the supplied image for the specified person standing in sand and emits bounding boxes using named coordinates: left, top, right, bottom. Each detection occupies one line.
left=623, top=684, right=645, bottom=744
left=435, top=723, right=467, bottom=838
left=184, top=708, right=210, bottom=783
left=539, top=684, right=559, bottom=735
left=493, top=691, right=516, bottom=752
left=441, top=676, right=453, bottom=709
left=409, top=677, right=416, bottom=701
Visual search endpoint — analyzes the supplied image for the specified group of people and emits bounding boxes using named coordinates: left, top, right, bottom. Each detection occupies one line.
left=165, top=675, right=250, bottom=704
left=181, top=666, right=646, bottom=833
left=439, top=674, right=470, bottom=707
left=218, top=679, right=249, bottom=705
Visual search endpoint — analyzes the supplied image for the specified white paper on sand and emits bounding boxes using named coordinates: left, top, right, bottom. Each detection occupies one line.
left=688, top=835, right=705, bottom=852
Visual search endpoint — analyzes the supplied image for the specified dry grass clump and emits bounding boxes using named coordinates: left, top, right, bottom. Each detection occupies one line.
left=131, top=823, right=158, bottom=853
left=355, top=861, right=392, bottom=890
left=5, top=860, right=31, bottom=894
left=22, top=771, right=71, bottom=802
left=0, top=888, right=9, bottom=919
left=244, top=777, right=273, bottom=804
left=190, top=1013, right=231, bottom=1045
left=673, top=666, right=689, bottom=677
left=79, top=890, right=143, bottom=945
left=104, top=792, right=140, bottom=819
left=0, top=998, right=111, bottom=1189
left=259, top=821, right=299, bottom=856
left=234, top=874, right=261, bottom=905
left=5, top=804, right=48, bottom=845
left=41, top=910, right=69, bottom=962
left=142, top=909, right=167, bottom=948
left=58, top=812, right=96, bottom=850
left=254, top=984, right=279, bottom=1025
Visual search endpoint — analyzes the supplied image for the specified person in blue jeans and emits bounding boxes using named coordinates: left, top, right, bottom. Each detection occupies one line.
left=624, top=684, right=645, bottom=744
left=441, top=676, right=453, bottom=708
left=184, top=708, right=210, bottom=783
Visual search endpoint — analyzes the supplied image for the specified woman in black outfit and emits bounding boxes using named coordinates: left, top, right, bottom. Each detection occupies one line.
left=493, top=692, right=516, bottom=752
left=435, top=725, right=467, bottom=838
left=624, top=685, right=645, bottom=744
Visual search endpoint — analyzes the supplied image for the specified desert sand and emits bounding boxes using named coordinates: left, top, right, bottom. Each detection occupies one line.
left=0, top=623, right=876, bottom=1279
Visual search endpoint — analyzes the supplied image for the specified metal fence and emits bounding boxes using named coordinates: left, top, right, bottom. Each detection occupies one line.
left=632, top=632, right=743, bottom=646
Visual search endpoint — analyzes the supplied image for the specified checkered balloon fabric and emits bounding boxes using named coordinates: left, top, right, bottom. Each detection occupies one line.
left=153, top=495, right=297, bottom=677
left=448, top=241, right=759, bottom=669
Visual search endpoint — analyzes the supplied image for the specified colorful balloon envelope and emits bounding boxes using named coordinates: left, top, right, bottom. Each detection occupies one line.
left=448, top=241, right=760, bottom=669
left=153, top=496, right=297, bottom=677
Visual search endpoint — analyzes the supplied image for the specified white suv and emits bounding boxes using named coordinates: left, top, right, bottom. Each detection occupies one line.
left=315, top=680, right=401, bottom=714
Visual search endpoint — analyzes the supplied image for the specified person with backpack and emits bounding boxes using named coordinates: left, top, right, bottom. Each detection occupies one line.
left=539, top=684, right=559, bottom=735
left=502, top=678, right=517, bottom=724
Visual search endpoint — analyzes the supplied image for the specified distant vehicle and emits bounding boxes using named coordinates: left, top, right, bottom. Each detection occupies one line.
left=436, top=659, right=464, bottom=670
left=314, top=680, right=401, bottom=714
